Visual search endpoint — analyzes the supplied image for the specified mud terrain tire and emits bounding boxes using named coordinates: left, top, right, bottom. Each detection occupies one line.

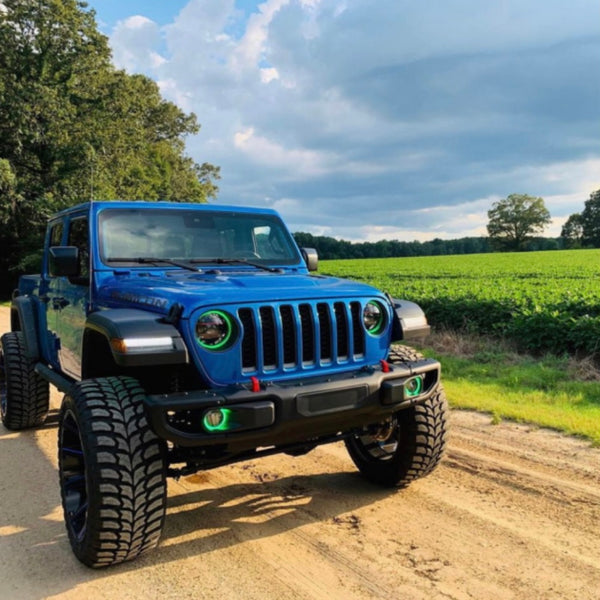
left=58, top=376, right=167, bottom=568
left=345, top=345, right=448, bottom=487
left=0, top=332, right=49, bottom=430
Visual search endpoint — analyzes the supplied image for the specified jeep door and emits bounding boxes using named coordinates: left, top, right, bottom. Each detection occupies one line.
left=47, top=215, right=90, bottom=379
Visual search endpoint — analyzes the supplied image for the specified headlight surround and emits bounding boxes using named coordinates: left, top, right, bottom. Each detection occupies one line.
left=195, top=310, right=236, bottom=350
left=363, top=300, right=386, bottom=335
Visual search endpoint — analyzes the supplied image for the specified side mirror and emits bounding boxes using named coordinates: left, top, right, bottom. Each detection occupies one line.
left=49, top=246, right=79, bottom=277
left=301, top=247, right=318, bottom=272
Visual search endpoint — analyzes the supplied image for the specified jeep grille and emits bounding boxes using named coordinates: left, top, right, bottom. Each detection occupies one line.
left=238, top=301, right=365, bottom=374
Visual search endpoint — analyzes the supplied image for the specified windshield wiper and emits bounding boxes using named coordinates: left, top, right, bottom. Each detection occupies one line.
left=108, top=257, right=200, bottom=273
left=189, top=258, right=282, bottom=273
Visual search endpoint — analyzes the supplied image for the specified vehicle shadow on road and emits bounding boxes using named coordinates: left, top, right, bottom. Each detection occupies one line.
left=153, top=467, right=394, bottom=560
left=0, top=421, right=401, bottom=598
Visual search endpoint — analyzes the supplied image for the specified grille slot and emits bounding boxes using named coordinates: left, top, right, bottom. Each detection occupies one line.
left=299, top=304, right=315, bottom=364
left=317, top=303, right=332, bottom=362
left=334, top=302, right=348, bottom=359
left=238, top=300, right=367, bottom=375
left=351, top=301, right=365, bottom=356
left=259, top=306, right=277, bottom=369
left=280, top=305, right=296, bottom=365
left=239, top=308, right=256, bottom=370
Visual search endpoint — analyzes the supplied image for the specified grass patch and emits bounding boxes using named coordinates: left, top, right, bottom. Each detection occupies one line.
left=415, top=332, right=600, bottom=445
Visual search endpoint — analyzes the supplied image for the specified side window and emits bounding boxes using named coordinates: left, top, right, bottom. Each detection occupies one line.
left=67, top=217, right=90, bottom=281
left=50, top=222, right=63, bottom=247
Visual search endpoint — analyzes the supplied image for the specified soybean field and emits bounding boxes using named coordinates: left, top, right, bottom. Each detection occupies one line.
left=322, top=249, right=600, bottom=357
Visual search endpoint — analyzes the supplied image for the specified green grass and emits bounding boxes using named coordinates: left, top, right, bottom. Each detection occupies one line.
left=322, top=249, right=600, bottom=356
left=418, top=343, right=600, bottom=445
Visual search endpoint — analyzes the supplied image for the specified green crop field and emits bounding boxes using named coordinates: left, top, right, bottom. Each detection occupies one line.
left=322, top=249, right=600, bottom=357
left=324, top=249, right=600, bottom=443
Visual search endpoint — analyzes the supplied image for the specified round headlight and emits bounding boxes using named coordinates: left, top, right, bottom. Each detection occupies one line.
left=404, top=375, right=424, bottom=398
left=363, top=301, right=385, bottom=334
left=196, top=310, right=234, bottom=350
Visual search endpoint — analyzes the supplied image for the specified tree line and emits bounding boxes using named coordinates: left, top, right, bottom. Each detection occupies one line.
left=292, top=233, right=563, bottom=261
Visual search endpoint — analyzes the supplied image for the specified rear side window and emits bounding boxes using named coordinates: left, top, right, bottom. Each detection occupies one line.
left=49, top=222, right=63, bottom=247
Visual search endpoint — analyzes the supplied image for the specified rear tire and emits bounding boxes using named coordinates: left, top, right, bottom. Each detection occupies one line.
left=345, top=345, right=448, bottom=487
left=58, top=376, right=167, bottom=567
left=1, top=332, right=49, bottom=430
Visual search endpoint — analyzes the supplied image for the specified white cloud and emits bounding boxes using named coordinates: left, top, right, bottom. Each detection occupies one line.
left=233, top=126, right=331, bottom=176
left=110, top=15, right=163, bottom=72
left=260, top=67, right=279, bottom=83
left=150, top=52, right=167, bottom=68
left=104, top=0, right=600, bottom=241
left=231, top=0, right=289, bottom=72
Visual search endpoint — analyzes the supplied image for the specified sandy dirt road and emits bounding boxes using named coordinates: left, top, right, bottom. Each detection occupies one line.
left=1, top=305, right=600, bottom=600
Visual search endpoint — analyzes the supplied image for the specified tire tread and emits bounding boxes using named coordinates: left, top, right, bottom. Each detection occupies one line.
left=1, top=332, right=49, bottom=430
left=59, top=376, right=167, bottom=568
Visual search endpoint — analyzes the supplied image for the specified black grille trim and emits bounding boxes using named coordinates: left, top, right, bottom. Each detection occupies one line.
left=238, top=300, right=367, bottom=375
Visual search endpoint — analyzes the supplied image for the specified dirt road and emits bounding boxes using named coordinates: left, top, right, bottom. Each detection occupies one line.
left=1, top=306, right=599, bottom=599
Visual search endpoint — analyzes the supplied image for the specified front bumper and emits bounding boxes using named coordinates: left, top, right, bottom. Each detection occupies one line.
left=144, top=358, right=440, bottom=448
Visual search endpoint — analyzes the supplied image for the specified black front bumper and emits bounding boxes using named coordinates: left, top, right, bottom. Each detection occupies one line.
left=144, top=358, right=440, bottom=448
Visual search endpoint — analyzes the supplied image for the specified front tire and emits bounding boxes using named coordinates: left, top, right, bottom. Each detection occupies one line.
left=345, top=345, right=448, bottom=487
left=58, top=376, right=167, bottom=567
left=1, top=332, right=49, bottom=430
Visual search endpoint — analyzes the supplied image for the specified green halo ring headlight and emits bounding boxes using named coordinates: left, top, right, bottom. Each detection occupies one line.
left=404, top=375, right=424, bottom=398
left=195, top=310, right=235, bottom=350
left=363, top=300, right=386, bottom=335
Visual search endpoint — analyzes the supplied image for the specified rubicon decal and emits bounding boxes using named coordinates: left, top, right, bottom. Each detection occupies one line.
left=110, top=290, right=168, bottom=309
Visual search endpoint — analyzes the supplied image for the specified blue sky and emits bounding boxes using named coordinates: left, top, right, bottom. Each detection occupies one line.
left=85, top=0, right=600, bottom=242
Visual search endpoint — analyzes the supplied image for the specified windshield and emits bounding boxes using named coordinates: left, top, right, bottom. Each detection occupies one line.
left=98, top=208, right=302, bottom=267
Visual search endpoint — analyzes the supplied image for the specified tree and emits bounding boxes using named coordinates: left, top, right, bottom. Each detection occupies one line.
left=487, top=194, right=551, bottom=251
left=0, top=0, right=220, bottom=296
left=560, top=213, right=584, bottom=248
left=580, top=189, right=600, bottom=247
left=561, top=189, right=600, bottom=249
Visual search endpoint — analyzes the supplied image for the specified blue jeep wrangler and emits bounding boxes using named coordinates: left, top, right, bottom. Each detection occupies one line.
left=1, top=201, right=447, bottom=567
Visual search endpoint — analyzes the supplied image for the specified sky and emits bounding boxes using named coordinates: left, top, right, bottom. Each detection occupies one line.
left=85, top=0, right=600, bottom=242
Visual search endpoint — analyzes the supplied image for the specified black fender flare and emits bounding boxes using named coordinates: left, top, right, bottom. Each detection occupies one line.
left=85, top=309, right=189, bottom=367
left=11, top=295, right=40, bottom=360
left=389, top=298, right=431, bottom=342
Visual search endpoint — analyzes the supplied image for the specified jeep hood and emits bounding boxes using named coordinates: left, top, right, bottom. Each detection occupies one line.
left=96, top=269, right=387, bottom=316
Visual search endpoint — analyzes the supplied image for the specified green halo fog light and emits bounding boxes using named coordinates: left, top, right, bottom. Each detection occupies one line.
left=203, top=408, right=232, bottom=432
left=404, top=375, right=424, bottom=398
left=363, top=301, right=385, bottom=335
left=196, top=310, right=234, bottom=350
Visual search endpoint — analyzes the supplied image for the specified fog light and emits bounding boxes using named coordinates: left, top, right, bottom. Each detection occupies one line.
left=404, top=375, right=423, bottom=398
left=202, top=408, right=232, bottom=432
